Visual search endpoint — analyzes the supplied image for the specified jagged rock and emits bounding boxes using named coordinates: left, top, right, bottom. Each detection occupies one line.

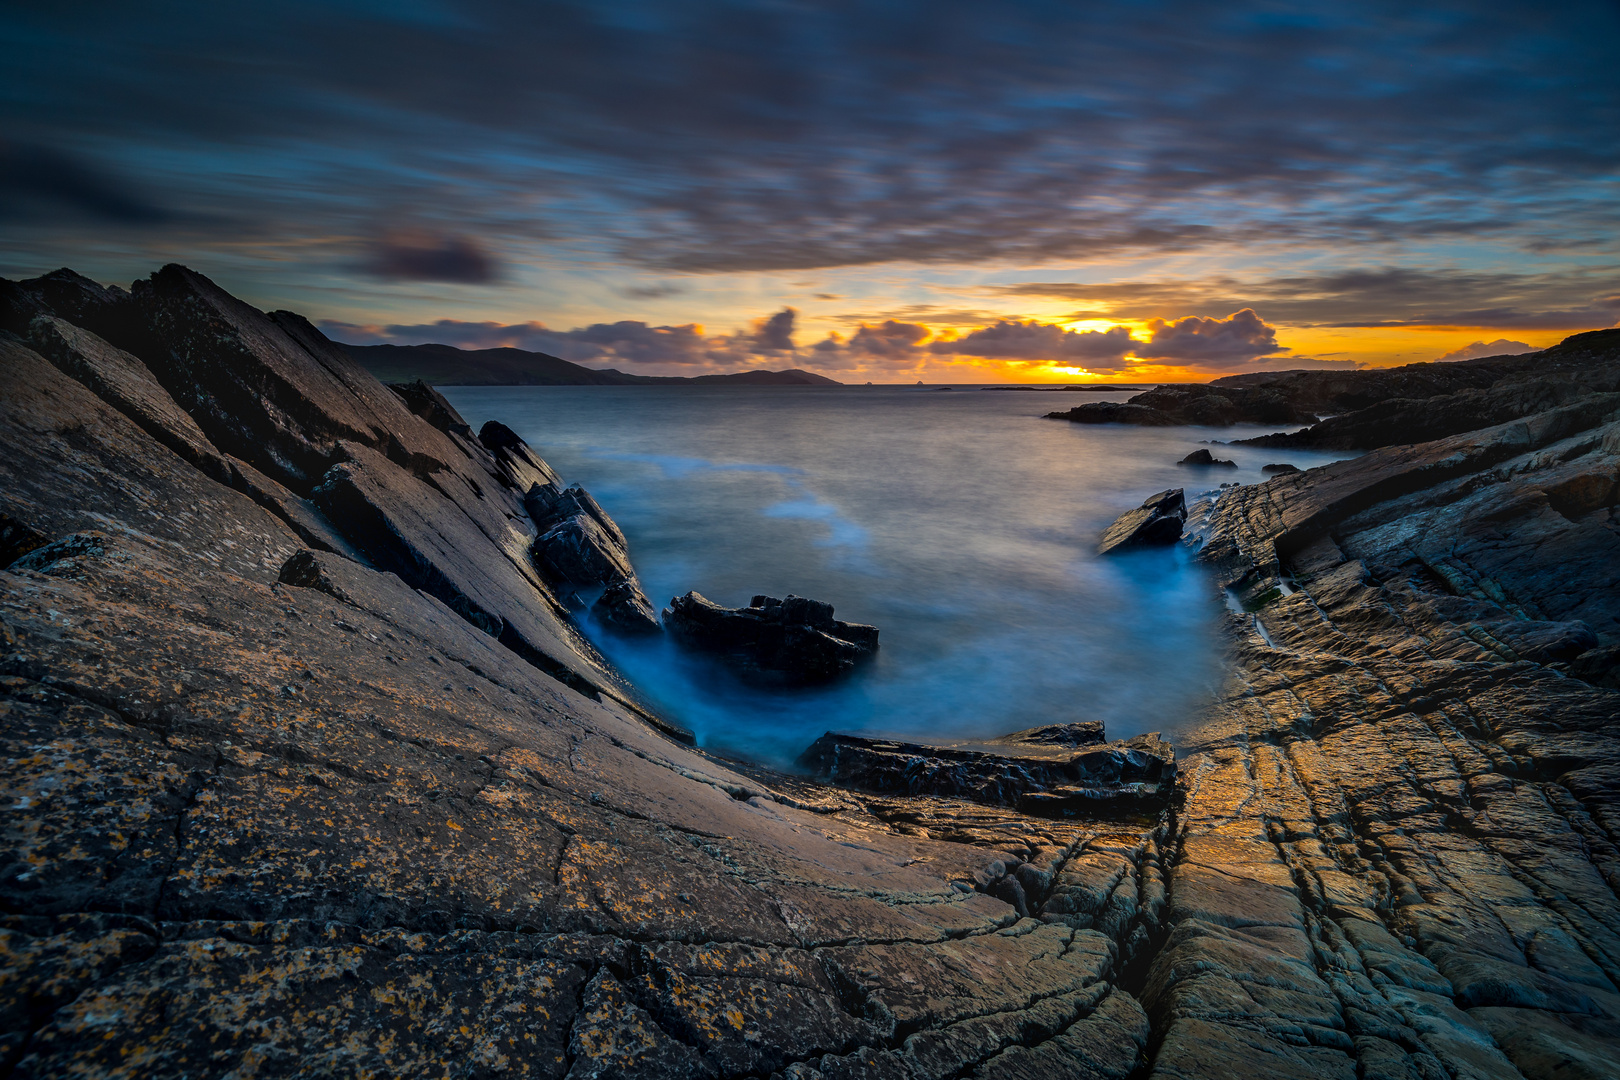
left=523, top=478, right=661, bottom=637
left=1236, top=328, right=1620, bottom=450
left=388, top=379, right=474, bottom=437
left=1098, top=488, right=1186, bottom=554
left=480, top=419, right=561, bottom=493
left=23, top=314, right=230, bottom=481
left=798, top=723, right=1175, bottom=814
left=592, top=579, right=662, bottom=636
left=1178, top=448, right=1238, bottom=467
left=1261, top=462, right=1301, bottom=474
left=664, top=592, right=878, bottom=683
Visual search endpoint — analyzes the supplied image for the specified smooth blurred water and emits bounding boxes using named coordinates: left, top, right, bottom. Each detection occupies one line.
left=443, top=385, right=1354, bottom=768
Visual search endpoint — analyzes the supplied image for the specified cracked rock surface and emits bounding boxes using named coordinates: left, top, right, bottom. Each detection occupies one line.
left=1, top=265, right=1163, bottom=1078
left=4, top=262, right=1619, bottom=1078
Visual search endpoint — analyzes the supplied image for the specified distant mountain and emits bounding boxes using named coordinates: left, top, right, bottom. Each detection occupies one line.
left=341, top=342, right=840, bottom=386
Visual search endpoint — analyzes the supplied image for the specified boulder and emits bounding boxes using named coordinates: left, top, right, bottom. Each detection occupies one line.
left=797, top=722, right=1175, bottom=814
left=1178, top=448, right=1237, bottom=467
left=1098, top=489, right=1186, bottom=555
left=592, top=580, right=663, bottom=636
left=663, top=592, right=878, bottom=684
left=1262, top=462, right=1302, bottom=474
left=534, top=513, right=637, bottom=586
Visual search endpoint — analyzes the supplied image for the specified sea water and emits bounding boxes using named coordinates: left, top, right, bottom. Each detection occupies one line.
left=443, top=385, right=1354, bottom=767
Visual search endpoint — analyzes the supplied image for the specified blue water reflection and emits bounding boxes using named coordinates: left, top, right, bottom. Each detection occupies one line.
left=445, top=385, right=1354, bottom=767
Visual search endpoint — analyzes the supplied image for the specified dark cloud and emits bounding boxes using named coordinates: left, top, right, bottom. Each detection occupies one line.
left=751, top=308, right=797, bottom=351
left=3, top=2, right=1616, bottom=273
left=364, top=234, right=498, bottom=284
left=818, top=321, right=931, bottom=359
left=623, top=283, right=687, bottom=299
left=1433, top=339, right=1537, bottom=362
left=996, top=268, right=1620, bottom=330
left=0, top=142, right=169, bottom=225
left=1134, top=310, right=1283, bottom=364
left=930, top=321, right=1136, bottom=367
left=326, top=311, right=791, bottom=368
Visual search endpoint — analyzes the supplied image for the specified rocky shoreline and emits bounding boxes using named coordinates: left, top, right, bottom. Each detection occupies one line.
left=2, top=264, right=1618, bottom=1078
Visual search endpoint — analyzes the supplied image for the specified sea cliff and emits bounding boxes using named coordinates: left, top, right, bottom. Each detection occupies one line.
left=1, top=264, right=1617, bottom=1079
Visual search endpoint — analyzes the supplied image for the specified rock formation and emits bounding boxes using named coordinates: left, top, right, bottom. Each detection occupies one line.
left=663, top=592, right=878, bottom=684
left=799, top=723, right=1176, bottom=815
left=1098, top=488, right=1187, bottom=554
left=1178, top=448, right=1237, bottom=467
left=1046, top=330, right=1620, bottom=454
left=3, top=261, right=1618, bottom=1079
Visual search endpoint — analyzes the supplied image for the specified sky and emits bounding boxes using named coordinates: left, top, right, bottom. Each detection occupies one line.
left=3, top=0, right=1618, bottom=383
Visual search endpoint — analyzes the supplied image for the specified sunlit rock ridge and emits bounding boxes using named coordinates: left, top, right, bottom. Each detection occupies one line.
left=1, top=264, right=1618, bottom=1078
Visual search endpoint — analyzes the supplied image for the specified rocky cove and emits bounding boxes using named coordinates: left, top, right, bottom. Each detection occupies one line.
left=1, top=264, right=1618, bottom=1080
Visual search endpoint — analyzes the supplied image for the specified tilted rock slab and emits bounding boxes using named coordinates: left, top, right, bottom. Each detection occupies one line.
left=0, top=265, right=1165, bottom=1079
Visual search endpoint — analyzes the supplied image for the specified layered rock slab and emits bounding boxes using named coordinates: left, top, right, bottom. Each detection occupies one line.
left=1150, top=387, right=1620, bottom=1079
left=799, top=724, right=1176, bottom=816
left=0, top=264, right=1166, bottom=1079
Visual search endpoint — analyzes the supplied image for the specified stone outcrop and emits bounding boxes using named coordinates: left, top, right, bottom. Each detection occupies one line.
left=1047, top=382, right=1320, bottom=428
left=1098, top=488, right=1186, bottom=554
left=1046, top=333, right=1620, bottom=451
left=1178, top=448, right=1237, bottom=467
left=1149, top=385, right=1620, bottom=1079
left=663, top=592, right=879, bottom=683
left=5, top=262, right=1619, bottom=1079
left=0, top=264, right=1170, bottom=1079
left=799, top=723, right=1176, bottom=815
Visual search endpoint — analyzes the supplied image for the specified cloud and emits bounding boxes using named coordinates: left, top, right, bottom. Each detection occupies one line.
left=929, top=321, right=1137, bottom=368
left=992, top=268, right=1620, bottom=331
left=1433, top=339, right=1537, bottom=362
left=1134, top=309, right=1283, bottom=364
left=364, top=233, right=498, bottom=284
left=0, top=142, right=169, bottom=225
left=751, top=307, right=796, bottom=351
left=326, top=310, right=804, bottom=368
left=4, top=2, right=1618, bottom=276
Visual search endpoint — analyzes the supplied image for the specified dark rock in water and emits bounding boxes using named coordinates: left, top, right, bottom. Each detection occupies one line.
left=1098, top=488, right=1186, bottom=555
left=798, top=723, right=1175, bottom=814
left=592, top=579, right=663, bottom=636
left=523, top=478, right=661, bottom=636
left=663, top=591, right=878, bottom=683
left=1262, top=462, right=1302, bottom=474
left=534, top=512, right=636, bottom=587
left=1178, top=448, right=1237, bottom=467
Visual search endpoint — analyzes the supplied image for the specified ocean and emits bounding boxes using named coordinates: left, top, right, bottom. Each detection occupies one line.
left=443, top=385, right=1354, bottom=768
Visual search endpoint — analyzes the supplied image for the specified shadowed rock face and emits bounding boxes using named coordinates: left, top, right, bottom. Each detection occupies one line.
left=4, top=261, right=1619, bottom=1079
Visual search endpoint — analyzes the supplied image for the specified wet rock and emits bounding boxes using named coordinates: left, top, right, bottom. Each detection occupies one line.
left=1178, top=448, right=1237, bottom=467
left=592, top=579, right=662, bottom=636
left=1098, top=488, right=1186, bottom=555
left=798, top=723, right=1175, bottom=814
left=1261, top=462, right=1301, bottom=474
left=664, top=592, right=878, bottom=684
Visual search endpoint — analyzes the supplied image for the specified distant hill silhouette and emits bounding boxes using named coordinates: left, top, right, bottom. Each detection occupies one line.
left=342, top=342, right=840, bottom=386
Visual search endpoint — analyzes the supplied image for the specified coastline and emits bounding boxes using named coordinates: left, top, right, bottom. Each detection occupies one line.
left=2, top=265, right=1617, bottom=1078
